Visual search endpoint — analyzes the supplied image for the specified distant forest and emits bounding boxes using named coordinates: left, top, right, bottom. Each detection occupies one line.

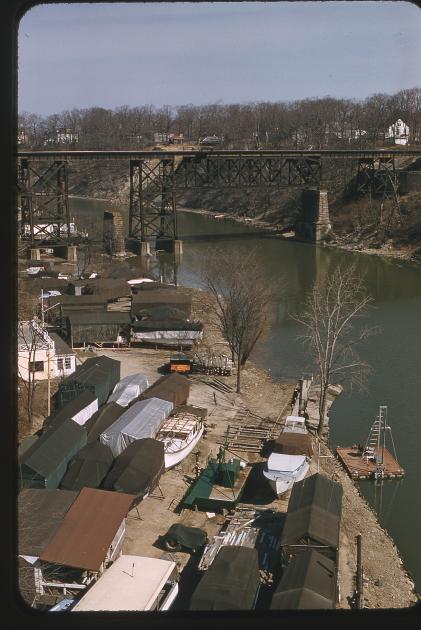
left=18, top=86, right=421, bottom=150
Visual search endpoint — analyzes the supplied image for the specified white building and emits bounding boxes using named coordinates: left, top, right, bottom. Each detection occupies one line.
left=18, top=320, right=76, bottom=382
left=387, top=119, right=409, bottom=146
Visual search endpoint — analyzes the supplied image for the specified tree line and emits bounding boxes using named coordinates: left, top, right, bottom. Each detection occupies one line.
left=18, top=87, right=421, bottom=150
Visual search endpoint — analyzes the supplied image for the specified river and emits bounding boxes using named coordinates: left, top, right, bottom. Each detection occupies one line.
left=71, top=197, right=421, bottom=594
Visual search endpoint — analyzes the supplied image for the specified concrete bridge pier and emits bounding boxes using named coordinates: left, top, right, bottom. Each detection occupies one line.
left=66, top=245, right=78, bottom=263
left=30, top=248, right=41, bottom=261
left=155, top=238, right=183, bottom=255
left=296, top=188, right=332, bottom=243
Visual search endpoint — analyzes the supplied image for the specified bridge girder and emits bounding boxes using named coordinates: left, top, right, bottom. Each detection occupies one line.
left=18, top=159, right=72, bottom=246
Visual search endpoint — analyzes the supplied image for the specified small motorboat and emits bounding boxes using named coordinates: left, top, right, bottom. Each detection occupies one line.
left=263, top=453, right=311, bottom=497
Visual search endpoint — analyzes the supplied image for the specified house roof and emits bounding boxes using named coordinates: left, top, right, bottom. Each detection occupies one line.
left=49, top=332, right=75, bottom=356
left=66, top=310, right=131, bottom=326
left=189, top=546, right=260, bottom=610
left=132, top=290, right=191, bottom=305
left=270, top=549, right=336, bottom=610
left=72, top=555, right=176, bottom=611
left=287, top=473, right=343, bottom=519
left=39, top=487, right=134, bottom=571
left=18, top=488, right=78, bottom=556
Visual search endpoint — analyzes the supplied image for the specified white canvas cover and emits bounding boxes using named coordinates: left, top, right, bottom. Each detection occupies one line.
left=283, top=415, right=308, bottom=434
left=107, top=372, right=149, bottom=407
left=100, top=397, right=174, bottom=457
left=72, top=398, right=99, bottom=426
left=267, top=453, right=307, bottom=474
left=72, top=555, right=177, bottom=611
left=132, top=330, right=203, bottom=342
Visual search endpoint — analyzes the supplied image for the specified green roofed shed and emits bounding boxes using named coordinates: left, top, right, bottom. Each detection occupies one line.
left=287, top=473, right=343, bottom=519
left=189, top=546, right=260, bottom=610
left=280, top=504, right=340, bottom=562
left=85, top=402, right=125, bottom=443
left=18, top=420, right=87, bottom=489
left=55, top=355, right=120, bottom=408
left=270, top=549, right=337, bottom=610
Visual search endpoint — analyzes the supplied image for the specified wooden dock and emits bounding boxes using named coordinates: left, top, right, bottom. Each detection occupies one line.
left=336, top=446, right=405, bottom=480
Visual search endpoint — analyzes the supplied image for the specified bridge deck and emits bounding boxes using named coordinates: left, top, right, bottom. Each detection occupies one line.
left=17, top=148, right=421, bottom=160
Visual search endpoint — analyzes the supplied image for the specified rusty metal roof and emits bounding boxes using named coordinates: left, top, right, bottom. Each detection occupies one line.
left=39, top=487, right=134, bottom=571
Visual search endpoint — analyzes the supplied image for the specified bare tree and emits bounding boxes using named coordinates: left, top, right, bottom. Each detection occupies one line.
left=202, top=248, right=275, bottom=393
left=291, top=264, right=378, bottom=437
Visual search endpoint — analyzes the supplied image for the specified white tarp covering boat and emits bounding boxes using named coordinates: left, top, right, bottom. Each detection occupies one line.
left=283, top=415, right=308, bottom=434
left=107, top=372, right=149, bottom=407
left=131, top=330, right=203, bottom=344
left=100, top=397, right=174, bottom=457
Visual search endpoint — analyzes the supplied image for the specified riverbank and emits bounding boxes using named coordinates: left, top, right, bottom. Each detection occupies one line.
left=179, top=205, right=421, bottom=264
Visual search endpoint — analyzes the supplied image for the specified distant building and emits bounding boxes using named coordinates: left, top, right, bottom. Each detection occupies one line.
left=154, top=132, right=170, bottom=144
left=200, top=135, right=224, bottom=146
left=387, top=119, right=409, bottom=146
left=44, top=128, right=79, bottom=146
left=18, top=128, right=28, bottom=145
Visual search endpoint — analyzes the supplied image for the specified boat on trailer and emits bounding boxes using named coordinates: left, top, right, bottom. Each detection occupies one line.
left=263, top=453, right=311, bottom=497
left=157, top=410, right=205, bottom=469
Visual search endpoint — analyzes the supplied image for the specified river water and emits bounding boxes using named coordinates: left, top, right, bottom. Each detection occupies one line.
left=71, top=197, right=421, bottom=594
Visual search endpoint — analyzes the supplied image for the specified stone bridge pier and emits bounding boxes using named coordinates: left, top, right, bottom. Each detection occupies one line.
left=295, top=188, right=331, bottom=243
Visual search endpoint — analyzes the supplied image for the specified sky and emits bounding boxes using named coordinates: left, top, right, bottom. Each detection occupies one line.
left=18, top=1, right=421, bottom=116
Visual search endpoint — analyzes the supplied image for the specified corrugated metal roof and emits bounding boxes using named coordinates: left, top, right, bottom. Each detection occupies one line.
left=18, top=489, right=78, bottom=556
left=39, top=487, right=134, bottom=571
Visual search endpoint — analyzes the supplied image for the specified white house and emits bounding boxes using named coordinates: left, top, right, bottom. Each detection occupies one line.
left=387, top=119, right=409, bottom=146
left=18, top=320, right=76, bottom=382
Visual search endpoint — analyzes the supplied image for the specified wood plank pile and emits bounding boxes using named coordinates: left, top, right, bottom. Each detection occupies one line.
left=218, top=407, right=280, bottom=453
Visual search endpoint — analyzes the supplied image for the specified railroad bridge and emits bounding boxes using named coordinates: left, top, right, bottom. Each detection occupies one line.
left=17, top=148, right=421, bottom=256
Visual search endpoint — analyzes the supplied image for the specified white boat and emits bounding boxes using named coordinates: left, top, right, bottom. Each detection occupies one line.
left=156, top=411, right=205, bottom=469
left=283, top=415, right=308, bottom=434
left=263, top=453, right=311, bottom=497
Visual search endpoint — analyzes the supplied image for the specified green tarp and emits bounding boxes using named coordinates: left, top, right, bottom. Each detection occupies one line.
left=84, top=402, right=125, bottom=443
left=55, top=355, right=120, bottom=408
left=43, top=390, right=97, bottom=431
left=287, top=473, right=343, bottom=519
left=102, top=438, right=164, bottom=504
left=189, top=546, right=260, bottom=610
left=59, top=442, right=114, bottom=491
left=270, top=549, right=336, bottom=610
left=18, top=420, right=87, bottom=489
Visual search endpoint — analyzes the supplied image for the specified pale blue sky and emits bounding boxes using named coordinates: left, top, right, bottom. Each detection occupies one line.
left=18, top=1, right=421, bottom=116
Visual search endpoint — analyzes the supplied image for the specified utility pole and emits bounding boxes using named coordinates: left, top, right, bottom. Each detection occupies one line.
left=47, top=350, right=51, bottom=416
left=356, top=533, right=364, bottom=609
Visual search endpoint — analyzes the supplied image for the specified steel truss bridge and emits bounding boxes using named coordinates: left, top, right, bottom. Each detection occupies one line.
left=17, top=149, right=421, bottom=247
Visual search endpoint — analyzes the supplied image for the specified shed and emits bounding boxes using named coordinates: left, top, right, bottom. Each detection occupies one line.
left=270, top=549, right=337, bottom=610
left=102, top=438, right=165, bottom=503
left=43, top=390, right=98, bottom=431
left=272, top=432, right=313, bottom=458
left=18, top=420, right=87, bottom=489
left=107, top=372, right=149, bottom=407
left=65, top=311, right=131, bottom=347
left=55, top=355, right=120, bottom=408
left=189, top=546, right=260, bottom=610
left=142, top=373, right=190, bottom=406
left=59, top=442, right=114, bottom=491
left=287, top=473, right=343, bottom=518
left=72, top=555, right=178, bottom=612
left=100, top=397, right=173, bottom=457
left=18, top=434, right=39, bottom=458
left=84, top=402, right=125, bottom=443
left=18, top=489, right=78, bottom=556
left=280, top=504, right=340, bottom=562
left=131, top=289, right=192, bottom=318
left=39, top=488, right=134, bottom=573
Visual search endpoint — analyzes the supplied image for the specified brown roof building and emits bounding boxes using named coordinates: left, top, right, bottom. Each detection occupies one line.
left=40, top=487, right=134, bottom=572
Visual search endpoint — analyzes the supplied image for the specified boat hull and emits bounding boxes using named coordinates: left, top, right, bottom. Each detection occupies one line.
left=162, top=425, right=204, bottom=470
left=263, top=458, right=310, bottom=497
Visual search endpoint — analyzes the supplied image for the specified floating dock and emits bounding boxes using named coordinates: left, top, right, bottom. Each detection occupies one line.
left=336, top=446, right=405, bottom=480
